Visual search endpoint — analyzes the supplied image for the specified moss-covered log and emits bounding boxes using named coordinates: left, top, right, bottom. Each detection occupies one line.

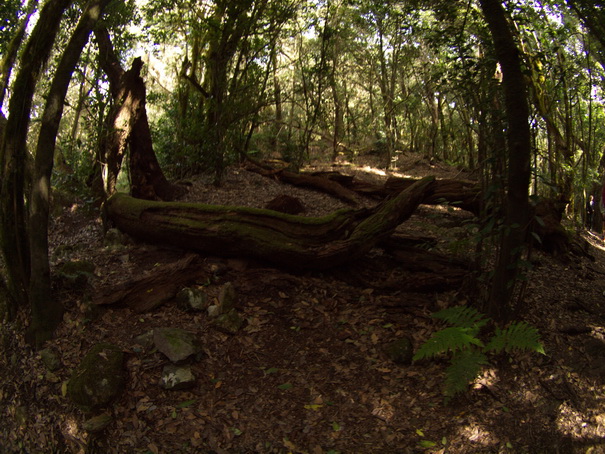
left=106, top=176, right=435, bottom=270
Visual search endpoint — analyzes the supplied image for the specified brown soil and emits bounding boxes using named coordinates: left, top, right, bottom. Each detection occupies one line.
left=1, top=159, right=605, bottom=454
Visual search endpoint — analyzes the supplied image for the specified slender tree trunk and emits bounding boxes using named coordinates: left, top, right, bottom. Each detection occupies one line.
left=0, top=0, right=72, bottom=315
left=480, top=0, right=532, bottom=322
left=0, top=0, right=39, bottom=110
left=28, top=0, right=111, bottom=347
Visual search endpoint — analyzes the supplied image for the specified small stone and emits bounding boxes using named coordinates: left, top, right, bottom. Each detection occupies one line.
left=153, top=328, right=200, bottom=363
left=385, top=337, right=414, bottom=365
left=212, top=309, right=244, bottom=334
left=83, top=413, right=112, bottom=432
left=218, top=282, right=237, bottom=312
left=133, top=331, right=154, bottom=350
left=207, top=305, right=221, bottom=317
left=39, top=348, right=61, bottom=371
left=160, top=364, right=196, bottom=390
left=176, top=287, right=209, bottom=312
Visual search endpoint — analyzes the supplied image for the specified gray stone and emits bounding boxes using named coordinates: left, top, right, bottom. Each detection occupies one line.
left=66, top=343, right=125, bottom=412
left=160, top=364, right=196, bottom=390
left=153, top=327, right=200, bottom=363
left=39, top=348, right=61, bottom=371
left=385, top=337, right=414, bottom=365
left=207, top=305, right=221, bottom=317
left=133, top=331, right=154, bottom=350
left=83, top=413, right=112, bottom=432
left=176, top=287, right=209, bottom=312
left=212, top=309, right=244, bottom=334
left=218, top=282, right=237, bottom=312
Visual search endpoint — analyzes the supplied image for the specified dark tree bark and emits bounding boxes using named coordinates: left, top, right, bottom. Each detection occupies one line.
left=0, top=0, right=72, bottom=314
left=94, top=28, right=183, bottom=201
left=479, top=0, right=532, bottom=321
left=28, top=0, right=111, bottom=347
left=0, top=0, right=38, bottom=110
left=106, top=177, right=435, bottom=270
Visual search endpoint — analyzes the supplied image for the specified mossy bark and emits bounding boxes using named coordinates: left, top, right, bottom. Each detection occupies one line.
left=106, top=176, right=435, bottom=270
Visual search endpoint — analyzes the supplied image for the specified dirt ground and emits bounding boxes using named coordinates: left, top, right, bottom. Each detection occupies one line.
left=1, top=158, right=605, bottom=453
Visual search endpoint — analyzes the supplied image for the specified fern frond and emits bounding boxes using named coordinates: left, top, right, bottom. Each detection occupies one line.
left=433, top=305, right=489, bottom=330
left=413, top=327, right=484, bottom=361
left=445, top=350, right=489, bottom=397
left=484, top=322, right=545, bottom=355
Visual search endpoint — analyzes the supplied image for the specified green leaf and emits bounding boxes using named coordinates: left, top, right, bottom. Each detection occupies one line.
left=277, top=382, right=293, bottom=390
left=418, top=440, right=437, bottom=448
left=177, top=399, right=196, bottom=408
left=433, top=305, right=489, bottom=329
left=413, top=327, right=484, bottom=361
left=444, top=350, right=488, bottom=397
left=264, top=367, right=279, bottom=375
left=331, top=421, right=342, bottom=431
left=484, top=322, right=545, bottom=354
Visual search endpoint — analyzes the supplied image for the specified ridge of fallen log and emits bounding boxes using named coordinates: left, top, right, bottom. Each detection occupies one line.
left=105, top=176, right=435, bottom=270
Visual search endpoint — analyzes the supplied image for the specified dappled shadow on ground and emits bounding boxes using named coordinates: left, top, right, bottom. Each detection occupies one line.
left=1, top=164, right=605, bottom=453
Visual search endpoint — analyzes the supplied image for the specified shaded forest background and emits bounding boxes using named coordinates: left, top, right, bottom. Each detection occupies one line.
left=1, top=0, right=605, bottom=367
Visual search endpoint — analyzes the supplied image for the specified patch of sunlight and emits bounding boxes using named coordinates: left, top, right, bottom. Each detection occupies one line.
left=556, top=401, right=605, bottom=441
left=458, top=420, right=499, bottom=447
left=472, top=367, right=500, bottom=391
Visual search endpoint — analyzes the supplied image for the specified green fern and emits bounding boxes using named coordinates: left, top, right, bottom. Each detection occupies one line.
left=432, top=305, right=489, bottom=330
left=413, top=327, right=484, bottom=361
left=414, top=306, right=545, bottom=399
left=445, top=350, right=488, bottom=397
left=484, top=322, right=545, bottom=354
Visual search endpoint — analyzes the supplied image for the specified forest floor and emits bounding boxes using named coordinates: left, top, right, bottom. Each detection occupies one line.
left=2, top=153, right=605, bottom=453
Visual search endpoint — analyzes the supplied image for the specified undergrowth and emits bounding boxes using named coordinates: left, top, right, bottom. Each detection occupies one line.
left=413, top=305, right=545, bottom=399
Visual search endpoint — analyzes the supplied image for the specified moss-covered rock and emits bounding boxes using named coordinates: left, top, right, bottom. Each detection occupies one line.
left=384, top=337, right=414, bottom=365
left=153, top=327, right=201, bottom=363
left=67, top=343, right=125, bottom=412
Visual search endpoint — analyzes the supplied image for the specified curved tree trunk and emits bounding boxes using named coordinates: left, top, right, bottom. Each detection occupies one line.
left=106, top=177, right=435, bottom=270
left=28, top=0, right=111, bottom=348
left=0, top=0, right=72, bottom=315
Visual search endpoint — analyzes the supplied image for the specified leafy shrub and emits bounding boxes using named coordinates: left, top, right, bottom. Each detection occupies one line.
left=413, top=305, right=545, bottom=399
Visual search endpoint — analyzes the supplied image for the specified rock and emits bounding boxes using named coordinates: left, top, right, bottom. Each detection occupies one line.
left=133, top=331, right=154, bottom=350
left=176, top=287, right=209, bottom=312
left=207, top=305, right=221, bottom=317
left=160, top=364, right=196, bottom=390
left=212, top=309, right=244, bottom=334
left=67, top=343, right=125, bottom=412
left=103, top=228, right=131, bottom=247
left=385, top=337, right=414, bottom=365
left=39, top=348, right=61, bottom=371
left=218, top=282, right=237, bottom=312
left=56, top=260, right=96, bottom=288
left=83, top=413, right=112, bottom=432
left=153, top=328, right=200, bottom=363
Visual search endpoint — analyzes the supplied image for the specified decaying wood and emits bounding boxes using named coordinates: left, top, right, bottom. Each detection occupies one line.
left=105, top=176, right=435, bottom=270
left=244, top=160, right=363, bottom=206
left=94, top=254, right=206, bottom=312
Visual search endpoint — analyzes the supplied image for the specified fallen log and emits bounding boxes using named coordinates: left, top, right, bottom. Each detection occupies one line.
left=244, top=160, right=363, bottom=206
left=105, top=176, right=435, bottom=270
left=94, top=254, right=206, bottom=312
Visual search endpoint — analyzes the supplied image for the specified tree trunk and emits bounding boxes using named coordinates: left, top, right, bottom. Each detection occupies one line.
left=28, top=0, right=111, bottom=348
left=95, top=28, right=183, bottom=201
left=106, top=177, right=435, bottom=270
left=0, top=0, right=38, bottom=110
left=480, top=0, right=532, bottom=322
left=0, top=0, right=72, bottom=314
